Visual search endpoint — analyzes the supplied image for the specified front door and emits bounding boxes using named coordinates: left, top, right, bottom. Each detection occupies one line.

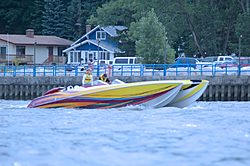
left=48, top=47, right=53, bottom=56
left=88, top=52, right=93, bottom=63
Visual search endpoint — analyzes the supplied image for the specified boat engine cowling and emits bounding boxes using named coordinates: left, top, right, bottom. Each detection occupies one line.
left=43, top=87, right=65, bottom=96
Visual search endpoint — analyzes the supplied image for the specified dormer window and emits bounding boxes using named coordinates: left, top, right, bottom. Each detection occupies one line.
left=96, top=31, right=106, bottom=40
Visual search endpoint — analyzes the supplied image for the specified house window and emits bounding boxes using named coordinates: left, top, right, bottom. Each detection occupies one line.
left=107, top=52, right=110, bottom=60
left=78, top=52, right=81, bottom=62
left=16, top=46, right=25, bottom=55
left=0, top=47, right=7, bottom=59
left=129, top=59, right=134, bottom=64
left=96, top=31, right=106, bottom=40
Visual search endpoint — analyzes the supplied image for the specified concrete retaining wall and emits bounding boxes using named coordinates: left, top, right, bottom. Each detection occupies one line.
left=0, top=76, right=250, bottom=101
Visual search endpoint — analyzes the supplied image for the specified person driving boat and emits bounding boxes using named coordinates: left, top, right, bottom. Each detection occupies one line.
left=98, top=74, right=111, bottom=84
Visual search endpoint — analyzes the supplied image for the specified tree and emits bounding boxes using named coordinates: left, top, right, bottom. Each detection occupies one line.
left=31, top=0, right=45, bottom=35
left=0, top=0, right=34, bottom=34
left=64, top=0, right=79, bottom=41
left=87, top=0, right=136, bottom=27
left=64, top=0, right=110, bottom=41
left=235, top=11, right=250, bottom=56
left=108, top=29, right=136, bottom=56
left=129, top=9, right=175, bottom=64
left=42, top=0, right=66, bottom=38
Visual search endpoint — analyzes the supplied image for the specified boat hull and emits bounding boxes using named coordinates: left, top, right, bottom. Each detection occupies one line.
left=27, top=80, right=209, bottom=109
left=27, top=81, right=183, bottom=109
left=166, top=80, right=209, bottom=108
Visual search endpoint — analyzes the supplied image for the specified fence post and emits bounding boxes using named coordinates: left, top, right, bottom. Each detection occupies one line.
left=53, top=66, right=55, bottom=77
left=163, top=65, right=166, bottom=76
left=238, top=64, right=241, bottom=76
left=33, top=66, right=36, bottom=77
left=13, top=66, right=16, bottom=77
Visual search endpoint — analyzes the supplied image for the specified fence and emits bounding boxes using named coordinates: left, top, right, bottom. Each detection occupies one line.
left=0, top=63, right=250, bottom=77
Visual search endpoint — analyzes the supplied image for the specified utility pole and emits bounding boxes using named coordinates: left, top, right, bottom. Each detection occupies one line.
left=164, top=37, right=168, bottom=76
left=34, top=41, right=37, bottom=66
left=238, top=35, right=242, bottom=76
left=97, top=39, right=101, bottom=77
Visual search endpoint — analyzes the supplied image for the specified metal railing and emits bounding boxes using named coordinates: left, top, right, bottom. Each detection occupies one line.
left=0, top=63, right=250, bottom=77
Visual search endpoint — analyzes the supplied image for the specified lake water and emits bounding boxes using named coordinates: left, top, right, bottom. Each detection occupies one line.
left=0, top=100, right=250, bottom=166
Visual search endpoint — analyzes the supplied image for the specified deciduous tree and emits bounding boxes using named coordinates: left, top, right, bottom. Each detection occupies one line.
left=130, top=9, right=175, bottom=64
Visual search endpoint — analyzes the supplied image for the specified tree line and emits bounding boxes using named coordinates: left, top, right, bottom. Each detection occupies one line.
left=0, top=0, right=108, bottom=41
left=1, top=0, right=250, bottom=63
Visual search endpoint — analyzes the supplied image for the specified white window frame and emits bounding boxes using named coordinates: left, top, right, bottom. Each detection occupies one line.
left=96, top=31, right=106, bottom=40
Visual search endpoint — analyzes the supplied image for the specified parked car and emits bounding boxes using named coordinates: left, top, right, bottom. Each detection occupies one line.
left=112, top=57, right=141, bottom=70
left=196, top=56, right=234, bottom=69
left=213, top=61, right=237, bottom=69
left=173, top=57, right=198, bottom=68
left=66, top=65, right=76, bottom=71
left=220, top=57, right=250, bottom=69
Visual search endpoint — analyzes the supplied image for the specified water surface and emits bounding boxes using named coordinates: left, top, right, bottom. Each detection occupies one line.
left=0, top=100, right=250, bottom=166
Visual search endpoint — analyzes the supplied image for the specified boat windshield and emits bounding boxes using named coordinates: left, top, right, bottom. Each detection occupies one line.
left=93, top=80, right=108, bottom=86
left=111, top=79, right=125, bottom=85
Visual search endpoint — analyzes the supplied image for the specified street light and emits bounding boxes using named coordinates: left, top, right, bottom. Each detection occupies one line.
left=97, top=39, right=101, bottom=77
left=238, top=35, right=242, bottom=76
left=164, top=37, right=168, bottom=65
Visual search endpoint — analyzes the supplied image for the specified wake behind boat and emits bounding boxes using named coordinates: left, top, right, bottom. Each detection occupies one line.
left=27, top=79, right=209, bottom=109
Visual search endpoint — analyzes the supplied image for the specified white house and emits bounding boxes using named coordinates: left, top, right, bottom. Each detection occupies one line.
left=0, top=29, right=73, bottom=65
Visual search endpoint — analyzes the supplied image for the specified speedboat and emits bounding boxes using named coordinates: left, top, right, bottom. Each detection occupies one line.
left=27, top=79, right=209, bottom=109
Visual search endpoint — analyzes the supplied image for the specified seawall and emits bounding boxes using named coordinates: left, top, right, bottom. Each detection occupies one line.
left=0, top=76, right=250, bottom=101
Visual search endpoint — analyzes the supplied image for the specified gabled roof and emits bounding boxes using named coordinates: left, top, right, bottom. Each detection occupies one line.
left=0, top=34, right=73, bottom=46
left=71, top=25, right=127, bottom=46
left=63, top=39, right=122, bottom=53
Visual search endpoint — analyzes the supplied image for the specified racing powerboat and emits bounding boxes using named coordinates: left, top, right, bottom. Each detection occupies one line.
left=27, top=79, right=209, bottom=109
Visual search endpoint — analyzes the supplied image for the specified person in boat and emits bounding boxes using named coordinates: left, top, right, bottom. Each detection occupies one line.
left=99, top=73, right=111, bottom=84
left=82, top=68, right=93, bottom=87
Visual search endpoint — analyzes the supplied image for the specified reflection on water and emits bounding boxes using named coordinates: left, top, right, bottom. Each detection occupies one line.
left=0, top=100, right=250, bottom=166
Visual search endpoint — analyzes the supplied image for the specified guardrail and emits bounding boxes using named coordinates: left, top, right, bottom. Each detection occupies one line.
left=0, top=63, right=250, bottom=77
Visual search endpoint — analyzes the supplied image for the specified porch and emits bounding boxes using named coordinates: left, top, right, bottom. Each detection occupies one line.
left=0, top=54, right=33, bottom=65
left=0, top=54, right=66, bottom=65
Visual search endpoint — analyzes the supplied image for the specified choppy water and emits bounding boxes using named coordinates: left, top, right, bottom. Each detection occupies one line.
left=0, top=100, right=250, bottom=166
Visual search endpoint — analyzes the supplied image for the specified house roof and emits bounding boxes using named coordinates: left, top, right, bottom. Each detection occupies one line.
left=71, top=25, right=127, bottom=46
left=102, top=26, right=127, bottom=37
left=0, top=34, right=73, bottom=46
left=63, top=39, right=122, bottom=53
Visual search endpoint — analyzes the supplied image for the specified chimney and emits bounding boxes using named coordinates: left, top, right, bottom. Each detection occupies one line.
left=26, top=29, right=34, bottom=38
left=86, top=25, right=91, bottom=34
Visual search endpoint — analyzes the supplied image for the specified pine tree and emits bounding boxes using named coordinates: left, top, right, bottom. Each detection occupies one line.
left=31, top=0, right=45, bottom=35
left=64, top=0, right=79, bottom=41
left=42, top=0, right=66, bottom=38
